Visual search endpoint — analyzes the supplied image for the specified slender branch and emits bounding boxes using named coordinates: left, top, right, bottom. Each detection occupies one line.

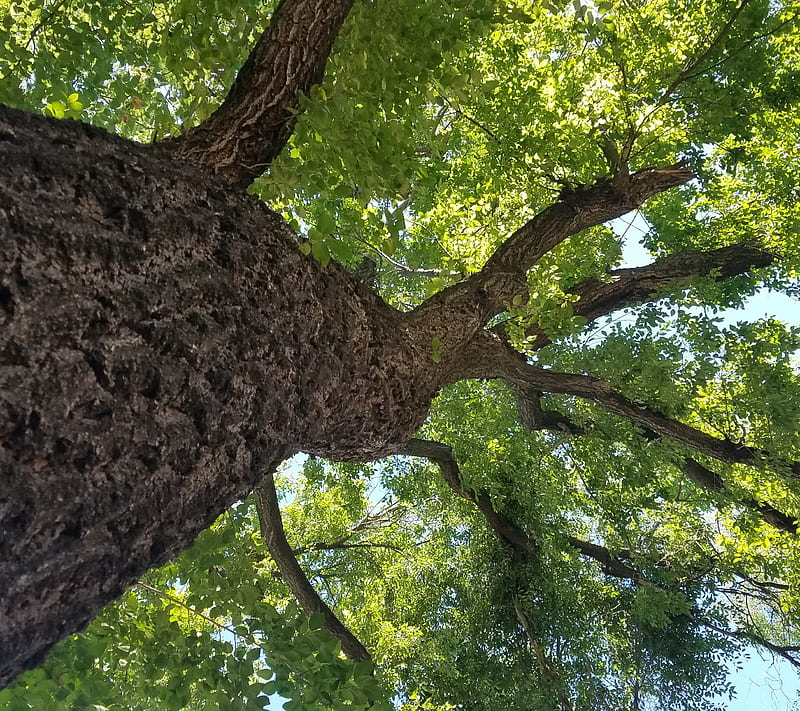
left=681, top=458, right=797, bottom=533
left=135, top=582, right=239, bottom=636
left=255, top=469, right=371, bottom=662
left=679, top=11, right=800, bottom=87
left=15, top=0, right=70, bottom=62
left=399, top=438, right=645, bottom=581
left=514, top=600, right=575, bottom=711
left=693, top=615, right=800, bottom=670
left=350, top=234, right=444, bottom=277
left=563, top=536, right=640, bottom=580
left=512, top=242, right=776, bottom=349
left=510, top=383, right=797, bottom=533
left=438, top=93, right=500, bottom=142
left=170, top=0, right=355, bottom=187
left=293, top=540, right=403, bottom=554
left=401, top=438, right=537, bottom=553
left=638, top=0, right=753, bottom=128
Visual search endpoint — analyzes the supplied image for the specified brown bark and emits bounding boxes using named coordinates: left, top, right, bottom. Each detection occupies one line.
left=681, top=459, right=797, bottom=533
left=400, top=439, right=645, bottom=580
left=169, top=0, right=355, bottom=187
left=401, top=438, right=537, bottom=553
left=0, top=106, right=433, bottom=686
left=511, top=386, right=797, bottom=534
left=255, top=471, right=371, bottom=662
left=460, top=333, right=800, bottom=477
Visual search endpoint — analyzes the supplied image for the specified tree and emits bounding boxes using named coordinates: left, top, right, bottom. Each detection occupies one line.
left=1, top=0, right=800, bottom=707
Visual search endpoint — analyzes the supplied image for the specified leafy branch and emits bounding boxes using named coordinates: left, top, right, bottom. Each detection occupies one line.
left=170, top=0, right=356, bottom=186
left=505, top=241, right=776, bottom=349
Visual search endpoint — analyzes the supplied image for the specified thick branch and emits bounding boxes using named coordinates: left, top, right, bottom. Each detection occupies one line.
left=563, top=536, right=639, bottom=580
left=681, top=459, right=797, bottom=533
left=411, top=164, right=694, bottom=340
left=518, top=242, right=776, bottom=349
left=255, top=470, right=371, bottom=662
left=170, top=0, right=355, bottom=187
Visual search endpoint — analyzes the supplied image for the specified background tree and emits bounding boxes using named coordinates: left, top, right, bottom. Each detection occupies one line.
left=2, top=0, right=800, bottom=709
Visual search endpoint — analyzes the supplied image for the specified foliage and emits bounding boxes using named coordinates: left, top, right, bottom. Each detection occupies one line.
left=3, top=0, right=800, bottom=709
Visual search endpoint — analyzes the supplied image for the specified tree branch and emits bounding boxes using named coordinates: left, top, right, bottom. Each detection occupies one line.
left=410, top=164, right=694, bottom=344
left=255, top=469, right=371, bottom=662
left=400, top=438, right=537, bottom=553
left=511, top=383, right=797, bottom=533
left=293, top=540, right=403, bottom=555
left=563, top=536, right=640, bottom=580
left=400, top=438, right=645, bottom=581
left=640, top=0, right=753, bottom=124
left=135, top=582, right=241, bottom=637
left=170, top=0, right=355, bottom=187
left=692, top=615, right=800, bottom=670
left=514, top=600, right=575, bottom=711
left=513, top=241, right=776, bottom=349
left=483, top=350, right=800, bottom=478
left=681, top=458, right=797, bottom=533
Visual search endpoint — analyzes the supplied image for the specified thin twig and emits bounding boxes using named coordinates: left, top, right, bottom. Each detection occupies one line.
left=135, top=582, right=240, bottom=636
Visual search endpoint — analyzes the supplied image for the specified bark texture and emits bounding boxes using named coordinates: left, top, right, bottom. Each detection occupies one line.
left=520, top=242, right=776, bottom=349
left=0, top=106, right=437, bottom=686
left=409, top=164, right=694, bottom=347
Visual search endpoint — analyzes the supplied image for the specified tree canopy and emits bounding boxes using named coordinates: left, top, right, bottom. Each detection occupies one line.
left=2, top=0, right=800, bottom=709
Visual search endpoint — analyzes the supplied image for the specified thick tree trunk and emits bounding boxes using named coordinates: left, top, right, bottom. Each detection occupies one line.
left=0, top=107, right=438, bottom=686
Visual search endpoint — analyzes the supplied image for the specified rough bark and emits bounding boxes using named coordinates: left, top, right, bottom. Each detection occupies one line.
left=512, top=385, right=798, bottom=533
left=169, top=0, right=356, bottom=186
left=255, top=471, right=371, bottom=662
left=457, top=331, right=800, bottom=478
left=0, top=106, right=436, bottom=686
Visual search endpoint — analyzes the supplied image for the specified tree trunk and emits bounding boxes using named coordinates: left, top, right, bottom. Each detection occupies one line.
left=0, top=106, right=439, bottom=686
